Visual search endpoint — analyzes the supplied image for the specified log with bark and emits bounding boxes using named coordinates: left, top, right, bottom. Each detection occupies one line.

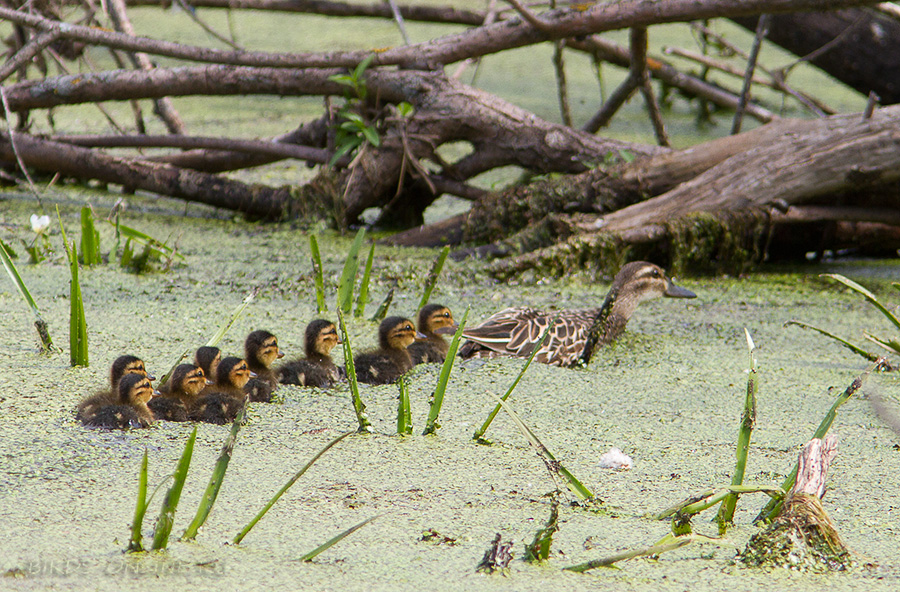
left=0, top=0, right=897, bottom=275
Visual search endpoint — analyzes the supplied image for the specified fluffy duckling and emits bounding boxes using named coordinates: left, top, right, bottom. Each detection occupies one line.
left=189, top=357, right=253, bottom=424
left=408, top=304, right=458, bottom=365
left=148, top=364, right=208, bottom=422
left=244, top=330, right=284, bottom=403
left=76, top=355, right=155, bottom=423
left=279, top=319, right=343, bottom=388
left=354, top=316, right=421, bottom=385
left=194, top=346, right=221, bottom=383
left=459, top=261, right=696, bottom=367
left=80, top=373, right=155, bottom=429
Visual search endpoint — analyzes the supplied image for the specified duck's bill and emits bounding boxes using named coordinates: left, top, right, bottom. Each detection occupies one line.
left=435, top=323, right=460, bottom=335
left=664, top=282, right=697, bottom=299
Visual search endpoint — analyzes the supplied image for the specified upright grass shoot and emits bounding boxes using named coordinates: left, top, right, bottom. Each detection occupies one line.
left=182, top=407, right=246, bottom=541
left=355, top=243, right=374, bottom=318
left=336, top=308, right=372, bottom=433
left=127, top=450, right=150, bottom=553
left=233, top=431, right=353, bottom=544
left=79, top=206, right=102, bottom=266
left=494, top=395, right=593, bottom=501
left=755, top=359, right=885, bottom=523
left=423, top=307, right=469, bottom=436
left=524, top=495, right=559, bottom=563
left=417, top=246, right=450, bottom=310
left=472, top=319, right=554, bottom=442
left=396, top=375, right=412, bottom=435
left=716, top=329, right=758, bottom=532
left=299, top=515, right=380, bottom=562
left=59, top=210, right=88, bottom=367
left=370, top=286, right=394, bottom=322
left=337, top=228, right=366, bottom=314
left=151, top=426, right=197, bottom=551
left=309, top=234, right=327, bottom=314
left=0, top=239, right=55, bottom=352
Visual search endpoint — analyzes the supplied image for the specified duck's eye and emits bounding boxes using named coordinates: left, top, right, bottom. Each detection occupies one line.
left=651, top=269, right=660, bottom=278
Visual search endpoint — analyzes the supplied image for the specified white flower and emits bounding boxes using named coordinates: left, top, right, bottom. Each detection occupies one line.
left=30, top=214, right=50, bottom=234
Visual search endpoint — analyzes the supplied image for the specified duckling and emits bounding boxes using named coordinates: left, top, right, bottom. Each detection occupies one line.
left=354, top=316, right=421, bottom=385
left=189, top=356, right=253, bottom=424
left=408, top=304, right=458, bottom=365
left=279, top=319, right=344, bottom=388
left=80, top=373, right=155, bottom=429
left=75, top=355, right=155, bottom=423
left=244, top=330, right=284, bottom=402
left=459, top=261, right=696, bottom=367
left=148, top=364, right=208, bottom=422
left=194, top=346, right=221, bottom=383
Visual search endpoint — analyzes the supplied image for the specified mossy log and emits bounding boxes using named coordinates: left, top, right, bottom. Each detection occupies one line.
left=739, top=436, right=851, bottom=571
left=392, top=105, right=900, bottom=276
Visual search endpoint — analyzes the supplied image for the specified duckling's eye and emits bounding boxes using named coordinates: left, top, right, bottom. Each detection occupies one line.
left=651, top=269, right=660, bottom=278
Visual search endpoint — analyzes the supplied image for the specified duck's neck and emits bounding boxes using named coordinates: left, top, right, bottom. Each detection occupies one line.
left=308, top=351, right=335, bottom=368
left=578, top=285, right=639, bottom=365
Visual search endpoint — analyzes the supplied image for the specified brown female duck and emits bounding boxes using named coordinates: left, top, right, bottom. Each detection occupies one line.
left=80, top=373, right=155, bottom=429
left=279, top=319, right=343, bottom=388
left=354, top=316, right=421, bottom=385
left=243, top=330, right=284, bottom=402
left=408, top=304, right=458, bottom=365
left=459, top=261, right=696, bottom=367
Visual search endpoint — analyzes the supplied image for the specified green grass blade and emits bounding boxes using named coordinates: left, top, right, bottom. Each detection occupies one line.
left=337, top=228, right=366, bottom=314
left=525, top=497, right=559, bottom=562
left=206, top=288, right=259, bottom=348
left=354, top=243, right=375, bottom=318
left=716, top=329, right=758, bottom=532
left=0, top=238, right=54, bottom=352
left=369, top=286, right=394, bottom=322
left=823, top=273, right=900, bottom=333
left=79, top=206, right=102, bottom=266
left=336, top=308, right=372, bottom=433
left=656, top=485, right=784, bottom=520
left=59, top=209, right=88, bottom=366
left=423, top=307, right=469, bottom=435
left=309, top=234, right=327, bottom=314
left=784, top=320, right=881, bottom=362
left=417, top=246, right=450, bottom=310
left=755, top=360, right=882, bottom=523
left=298, top=514, right=380, bottom=562
left=865, top=333, right=900, bottom=355
left=472, top=318, right=554, bottom=442
left=396, top=375, right=412, bottom=435
left=107, top=220, right=184, bottom=260
left=233, top=431, right=353, bottom=544
left=494, top=395, right=593, bottom=501
left=151, top=426, right=197, bottom=551
left=127, top=449, right=149, bottom=553
left=182, top=407, right=245, bottom=541
left=564, top=535, right=693, bottom=572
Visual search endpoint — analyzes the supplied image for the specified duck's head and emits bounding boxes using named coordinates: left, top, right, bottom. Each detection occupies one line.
left=306, top=319, right=341, bottom=356
left=109, top=355, right=155, bottom=388
left=118, top=373, right=155, bottom=406
left=170, top=364, right=208, bottom=399
left=245, top=330, right=284, bottom=369
left=610, top=261, right=696, bottom=305
left=194, top=346, right=221, bottom=383
left=379, top=316, right=421, bottom=351
left=217, top=356, right=255, bottom=389
left=417, top=304, right=458, bottom=336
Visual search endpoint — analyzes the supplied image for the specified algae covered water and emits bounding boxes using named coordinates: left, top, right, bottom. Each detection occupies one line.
left=1, top=192, right=899, bottom=591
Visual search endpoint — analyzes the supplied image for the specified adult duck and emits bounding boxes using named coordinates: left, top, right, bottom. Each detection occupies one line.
left=459, top=261, right=696, bottom=367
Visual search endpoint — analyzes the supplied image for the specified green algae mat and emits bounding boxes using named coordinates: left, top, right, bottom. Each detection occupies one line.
left=1, top=193, right=899, bottom=591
